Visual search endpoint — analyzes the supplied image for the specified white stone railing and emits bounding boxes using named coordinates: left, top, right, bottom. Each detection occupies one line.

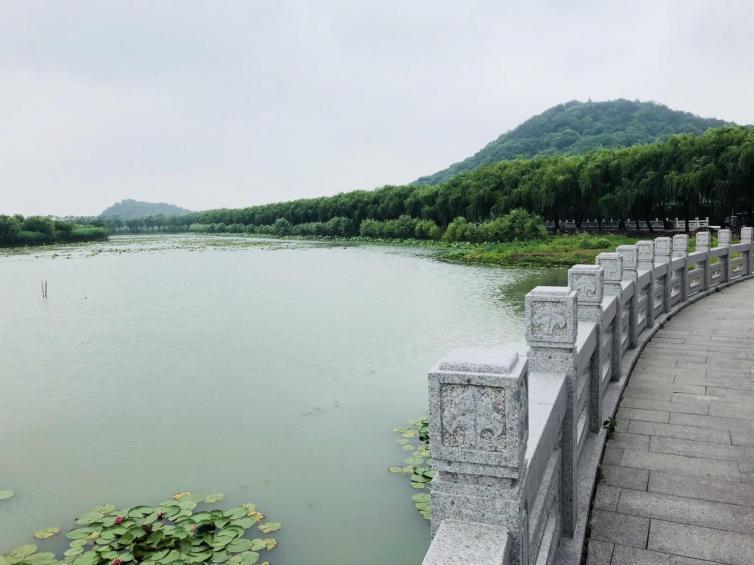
left=422, top=227, right=754, bottom=565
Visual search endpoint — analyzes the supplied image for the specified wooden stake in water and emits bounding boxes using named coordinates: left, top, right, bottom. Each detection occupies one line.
left=41, top=280, right=48, bottom=299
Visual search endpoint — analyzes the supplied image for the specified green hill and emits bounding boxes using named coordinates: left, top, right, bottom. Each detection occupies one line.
left=417, top=99, right=732, bottom=185
left=100, top=199, right=191, bottom=219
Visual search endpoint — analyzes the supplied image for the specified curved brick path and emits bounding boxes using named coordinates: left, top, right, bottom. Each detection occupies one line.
left=586, top=279, right=754, bottom=565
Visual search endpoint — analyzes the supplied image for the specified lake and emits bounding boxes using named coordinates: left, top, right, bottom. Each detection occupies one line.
left=0, top=235, right=565, bottom=564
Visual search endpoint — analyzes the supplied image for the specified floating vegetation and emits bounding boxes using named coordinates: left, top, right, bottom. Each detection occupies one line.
left=0, top=490, right=15, bottom=501
left=0, top=492, right=280, bottom=565
left=389, top=417, right=433, bottom=520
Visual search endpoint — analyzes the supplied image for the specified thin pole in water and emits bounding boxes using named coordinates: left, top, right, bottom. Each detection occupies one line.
left=41, top=280, right=48, bottom=299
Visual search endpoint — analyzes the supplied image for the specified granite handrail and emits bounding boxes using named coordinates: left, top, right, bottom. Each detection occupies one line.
left=422, top=228, right=754, bottom=565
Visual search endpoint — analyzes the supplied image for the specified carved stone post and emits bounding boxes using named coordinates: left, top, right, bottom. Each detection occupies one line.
left=696, top=231, right=711, bottom=291
left=596, top=252, right=623, bottom=381
left=428, top=347, right=529, bottom=564
left=637, top=241, right=655, bottom=327
left=655, top=237, right=672, bottom=314
left=673, top=234, right=689, bottom=302
left=568, top=265, right=604, bottom=433
left=719, top=228, right=732, bottom=282
left=742, top=227, right=753, bottom=275
left=696, top=231, right=710, bottom=253
left=617, top=245, right=638, bottom=348
left=718, top=228, right=732, bottom=247
left=526, top=286, right=578, bottom=538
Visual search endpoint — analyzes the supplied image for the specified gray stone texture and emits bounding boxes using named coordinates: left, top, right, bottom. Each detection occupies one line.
left=422, top=519, right=510, bottom=565
left=586, top=279, right=754, bottom=565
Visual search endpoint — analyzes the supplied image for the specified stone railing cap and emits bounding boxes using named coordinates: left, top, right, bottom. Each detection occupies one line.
left=422, top=519, right=510, bottom=565
left=437, top=347, right=519, bottom=374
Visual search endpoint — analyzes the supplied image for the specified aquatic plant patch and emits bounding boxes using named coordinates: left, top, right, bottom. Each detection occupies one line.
left=0, top=492, right=280, bottom=565
left=389, top=417, right=433, bottom=520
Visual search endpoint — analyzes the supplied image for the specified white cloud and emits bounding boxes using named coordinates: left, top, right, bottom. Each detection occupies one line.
left=0, top=0, right=752, bottom=216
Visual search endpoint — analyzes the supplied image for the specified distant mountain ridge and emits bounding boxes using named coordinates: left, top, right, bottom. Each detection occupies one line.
left=100, top=199, right=191, bottom=219
left=417, top=99, right=733, bottom=185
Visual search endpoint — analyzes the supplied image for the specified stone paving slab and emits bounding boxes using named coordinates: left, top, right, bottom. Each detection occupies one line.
left=586, top=281, right=754, bottom=564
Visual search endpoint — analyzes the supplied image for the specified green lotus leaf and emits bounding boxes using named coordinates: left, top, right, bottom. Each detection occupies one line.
left=226, top=538, right=252, bottom=553
left=75, top=512, right=103, bottom=525
left=63, top=546, right=84, bottom=558
left=0, top=490, right=15, bottom=501
left=92, top=504, right=115, bottom=514
left=161, top=505, right=181, bottom=518
left=26, top=552, right=58, bottom=564
left=203, top=493, right=224, bottom=504
left=412, top=493, right=431, bottom=503
left=210, top=550, right=228, bottom=563
left=71, top=551, right=99, bottom=565
left=388, top=466, right=407, bottom=473
left=178, top=500, right=197, bottom=510
left=231, top=517, right=254, bottom=529
left=222, top=525, right=245, bottom=537
left=33, top=527, right=60, bottom=540
left=410, top=481, right=426, bottom=489
left=128, top=506, right=153, bottom=518
left=223, top=507, right=246, bottom=520
left=69, top=539, right=88, bottom=549
left=228, top=552, right=259, bottom=565
left=257, top=522, right=281, bottom=534
left=189, top=550, right=212, bottom=562
left=10, top=545, right=37, bottom=560
left=65, top=527, right=94, bottom=540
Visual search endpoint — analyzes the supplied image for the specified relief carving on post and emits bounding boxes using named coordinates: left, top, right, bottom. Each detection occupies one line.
left=440, top=384, right=506, bottom=452
left=617, top=245, right=638, bottom=270
left=655, top=237, right=671, bottom=256
left=637, top=241, right=655, bottom=264
left=530, top=301, right=568, bottom=338
left=596, top=253, right=622, bottom=282
left=568, top=265, right=604, bottom=306
left=571, top=275, right=597, bottom=298
left=525, top=286, right=577, bottom=345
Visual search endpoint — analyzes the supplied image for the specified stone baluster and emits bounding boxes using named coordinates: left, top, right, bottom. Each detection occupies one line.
left=568, top=265, right=605, bottom=433
left=718, top=229, right=732, bottom=282
left=695, top=231, right=711, bottom=291
left=655, top=237, right=672, bottom=313
left=718, top=228, right=732, bottom=248
left=428, top=347, right=528, bottom=564
left=596, top=252, right=624, bottom=381
left=673, top=234, right=689, bottom=302
left=637, top=241, right=656, bottom=327
left=526, top=286, right=578, bottom=538
left=617, top=245, right=639, bottom=348
left=741, top=227, right=753, bottom=275
left=696, top=231, right=710, bottom=253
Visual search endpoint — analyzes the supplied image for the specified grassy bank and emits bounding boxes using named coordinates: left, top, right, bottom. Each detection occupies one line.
left=439, top=234, right=639, bottom=267
left=186, top=231, right=641, bottom=268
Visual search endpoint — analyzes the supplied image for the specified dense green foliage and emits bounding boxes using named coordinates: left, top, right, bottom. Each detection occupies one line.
left=92, top=127, right=754, bottom=239
left=100, top=199, right=191, bottom=220
left=417, top=99, right=731, bottom=185
left=0, top=215, right=107, bottom=247
left=0, top=491, right=280, bottom=565
left=442, top=233, right=637, bottom=267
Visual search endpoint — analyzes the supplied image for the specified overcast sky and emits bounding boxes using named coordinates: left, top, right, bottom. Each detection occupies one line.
left=1, top=0, right=753, bottom=217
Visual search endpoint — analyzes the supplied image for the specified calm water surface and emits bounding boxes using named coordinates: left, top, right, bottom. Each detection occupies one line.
left=0, top=235, right=565, bottom=564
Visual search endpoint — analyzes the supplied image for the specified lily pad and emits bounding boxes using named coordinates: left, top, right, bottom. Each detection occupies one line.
left=257, top=522, right=281, bottom=534
left=204, top=493, right=225, bottom=504
left=2, top=492, right=280, bottom=565
left=0, top=490, right=15, bottom=501
left=33, top=527, right=60, bottom=540
left=9, top=545, right=37, bottom=560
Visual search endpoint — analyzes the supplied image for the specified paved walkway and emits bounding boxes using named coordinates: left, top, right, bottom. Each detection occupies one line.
left=586, top=280, right=754, bottom=565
